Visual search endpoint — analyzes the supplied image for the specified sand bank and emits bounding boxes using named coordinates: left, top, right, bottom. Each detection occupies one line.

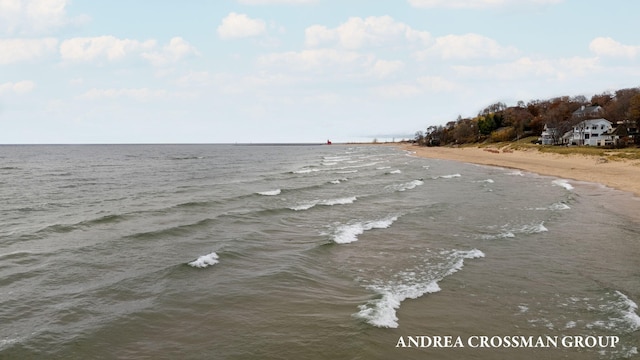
left=395, top=144, right=640, bottom=197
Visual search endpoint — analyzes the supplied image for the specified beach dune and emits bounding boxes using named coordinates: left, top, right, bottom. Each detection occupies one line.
left=397, top=144, right=640, bottom=197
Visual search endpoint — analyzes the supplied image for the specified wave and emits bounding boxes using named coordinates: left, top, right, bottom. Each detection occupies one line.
left=257, top=189, right=281, bottom=196
left=329, top=178, right=347, bottom=184
left=188, top=252, right=219, bottom=268
left=292, top=168, right=320, bottom=174
left=385, top=179, right=424, bottom=192
left=529, top=202, right=572, bottom=211
left=290, top=196, right=357, bottom=211
left=355, top=249, right=485, bottom=328
left=376, top=166, right=391, bottom=170
left=124, top=217, right=216, bottom=240
left=170, top=156, right=205, bottom=160
left=479, top=221, right=548, bottom=240
left=433, top=173, right=461, bottom=179
left=506, top=170, right=524, bottom=176
left=35, top=213, right=130, bottom=235
left=331, top=215, right=398, bottom=244
left=552, top=179, right=574, bottom=190
left=335, top=170, right=358, bottom=174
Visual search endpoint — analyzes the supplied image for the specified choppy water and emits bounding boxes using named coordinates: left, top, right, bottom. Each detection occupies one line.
left=0, top=144, right=638, bottom=359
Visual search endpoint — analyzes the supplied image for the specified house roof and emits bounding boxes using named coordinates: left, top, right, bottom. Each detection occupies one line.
left=576, top=118, right=612, bottom=127
left=608, top=126, right=628, bottom=136
left=572, top=105, right=603, bottom=117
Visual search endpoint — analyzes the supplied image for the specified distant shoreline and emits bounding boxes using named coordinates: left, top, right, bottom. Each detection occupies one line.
left=390, top=143, right=640, bottom=197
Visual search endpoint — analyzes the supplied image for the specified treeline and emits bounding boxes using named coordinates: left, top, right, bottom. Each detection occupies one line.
left=415, top=86, right=640, bottom=146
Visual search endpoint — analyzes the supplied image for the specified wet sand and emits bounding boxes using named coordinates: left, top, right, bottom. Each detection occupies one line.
left=395, top=144, right=640, bottom=197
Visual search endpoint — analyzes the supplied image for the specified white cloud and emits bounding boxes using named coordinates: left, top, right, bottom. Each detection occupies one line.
left=371, top=83, right=422, bottom=98
left=589, top=37, right=640, bottom=58
left=370, top=60, right=404, bottom=78
left=418, top=33, right=519, bottom=60
left=417, top=76, right=457, bottom=92
left=452, top=56, right=598, bottom=81
left=0, top=0, right=87, bottom=34
left=60, top=36, right=156, bottom=62
left=0, top=37, right=58, bottom=64
left=372, top=76, right=457, bottom=98
left=79, top=87, right=168, bottom=101
left=0, top=80, right=36, bottom=94
left=258, top=48, right=373, bottom=72
left=305, top=16, right=431, bottom=49
left=218, top=12, right=266, bottom=39
left=177, top=71, right=212, bottom=87
left=408, top=0, right=563, bottom=9
left=211, top=72, right=298, bottom=94
left=141, top=37, right=199, bottom=67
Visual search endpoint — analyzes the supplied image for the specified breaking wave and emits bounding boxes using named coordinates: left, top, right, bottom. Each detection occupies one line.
left=257, top=189, right=281, bottom=196
left=552, top=179, right=574, bottom=190
left=188, top=252, right=219, bottom=268
left=290, top=196, right=357, bottom=211
left=331, top=215, right=399, bottom=244
left=355, top=249, right=485, bottom=328
left=480, top=222, right=548, bottom=240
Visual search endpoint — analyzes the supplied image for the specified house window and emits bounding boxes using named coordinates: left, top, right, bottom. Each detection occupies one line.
left=585, top=134, right=590, bottom=139
left=601, top=125, right=605, bottom=129
left=592, top=125, right=597, bottom=130
left=593, top=133, right=599, bottom=137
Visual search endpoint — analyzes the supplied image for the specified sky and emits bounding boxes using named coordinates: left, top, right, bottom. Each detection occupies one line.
left=1, top=0, right=639, bottom=144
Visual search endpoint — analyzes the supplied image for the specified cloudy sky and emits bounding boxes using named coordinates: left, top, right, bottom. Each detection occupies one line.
left=2, top=0, right=639, bottom=144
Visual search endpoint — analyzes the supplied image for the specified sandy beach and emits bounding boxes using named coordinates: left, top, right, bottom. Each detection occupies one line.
left=395, top=143, right=640, bottom=197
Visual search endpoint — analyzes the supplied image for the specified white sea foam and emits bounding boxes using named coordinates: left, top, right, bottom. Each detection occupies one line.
left=329, top=178, right=347, bottom=184
left=388, top=169, right=402, bottom=174
left=385, top=179, right=424, bottom=192
left=355, top=249, right=485, bottom=328
left=336, top=170, right=358, bottom=174
left=333, top=216, right=398, bottom=244
left=257, top=189, right=281, bottom=196
left=321, top=196, right=357, bottom=206
left=322, top=162, right=338, bottom=166
left=475, top=179, right=494, bottom=183
left=376, top=166, right=391, bottom=170
left=293, top=168, right=320, bottom=174
left=507, top=170, right=524, bottom=176
left=617, top=291, right=640, bottom=331
left=549, top=202, right=571, bottom=210
left=291, top=196, right=357, bottom=211
left=0, top=338, right=19, bottom=351
left=583, top=291, right=640, bottom=332
left=188, top=252, right=219, bottom=268
left=290, top=203, right=317, bottom=211
left=356, top=281, right=441, bottom=328
left=552, top=179, right=574, bottom=190
left=480, top=222, right=547, bottom=240
left=434, top=173, right=461, bottom=179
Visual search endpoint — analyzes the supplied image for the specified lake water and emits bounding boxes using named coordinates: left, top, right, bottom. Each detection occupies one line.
left=0, top=144, right=638, bottom=359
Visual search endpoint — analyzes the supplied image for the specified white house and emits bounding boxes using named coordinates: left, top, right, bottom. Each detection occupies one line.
left=570, top=118, right=613, bottom=146
left=540, top=124, right=559, bottom=145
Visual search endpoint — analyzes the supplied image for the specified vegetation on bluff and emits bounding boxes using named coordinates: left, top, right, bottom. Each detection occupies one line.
left=415, top=87, right=640, bottom=148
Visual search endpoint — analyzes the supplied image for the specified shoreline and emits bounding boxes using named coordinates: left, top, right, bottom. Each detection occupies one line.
left=391, top=143, right=640, bottom=197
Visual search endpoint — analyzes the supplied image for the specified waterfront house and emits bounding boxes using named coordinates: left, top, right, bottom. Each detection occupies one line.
left=569, top=118, right=612, bottom=146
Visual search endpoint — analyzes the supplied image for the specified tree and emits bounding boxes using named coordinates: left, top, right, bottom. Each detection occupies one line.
left=477, top=114, right=497, bottom=135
